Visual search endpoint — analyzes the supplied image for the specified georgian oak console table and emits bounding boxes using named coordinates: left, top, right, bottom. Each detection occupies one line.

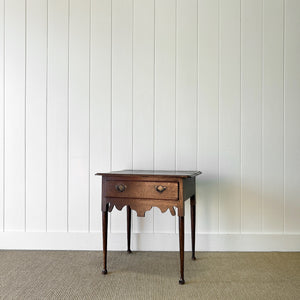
left=96, top=170, right=201, bottom=284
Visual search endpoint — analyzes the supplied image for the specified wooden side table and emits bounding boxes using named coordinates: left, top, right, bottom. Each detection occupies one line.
left=96, top=170, right=201, bottom=284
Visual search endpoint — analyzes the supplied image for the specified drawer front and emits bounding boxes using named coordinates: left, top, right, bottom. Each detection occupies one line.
left=104, top=180, right=178, bottom=200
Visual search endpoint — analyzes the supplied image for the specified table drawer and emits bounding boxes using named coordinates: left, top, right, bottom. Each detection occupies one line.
left=104, top=180, right=178, bottom=200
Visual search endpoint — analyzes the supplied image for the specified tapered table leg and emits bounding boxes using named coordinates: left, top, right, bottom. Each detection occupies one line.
left=102, top=210, right=108, bottom=274
left=190, top=195, right=196, bottom=260
left=127, top=206, right=132, bottom=253
left=179, top=216, right=185, bottom=284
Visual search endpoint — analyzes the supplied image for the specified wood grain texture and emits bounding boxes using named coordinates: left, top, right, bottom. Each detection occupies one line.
left=101, top=173, right=197, bottom=217
left=105, top=180, right=178, bottom=200
left=107, top=200, right=176, bottom=218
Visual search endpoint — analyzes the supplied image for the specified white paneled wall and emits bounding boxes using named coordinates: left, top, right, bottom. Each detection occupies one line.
left=47, top=0, right=69, bottom=232
left=26, top=0, right=47, bottom=232
left=0, top=0, right=299, bottom=251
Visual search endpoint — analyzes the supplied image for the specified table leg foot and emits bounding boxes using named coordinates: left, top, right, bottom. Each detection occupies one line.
left=127, top=249, right=132, bottom=254
left=179, top=278, right=185, bottom=285
left=102, top=269, right=107, bottom=275
left=192, top=255, right=196, bottom=261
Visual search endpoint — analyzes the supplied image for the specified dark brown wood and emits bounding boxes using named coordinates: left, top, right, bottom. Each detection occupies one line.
left=190, top=195, right=196, bottom=260
left=97, top=170, right=201, bottom=284
left=178, top=178, right=185, bottom=217
left=102, top=209, right=108, bottom=275
left=127, top=206, right=132, bottom=254
left=106, top=198, right=177, bottom=217
left=179, top=216, right=185, bottom=284
left=104, top=180, right=178, bottom=200
left=101, top=177, right=108, bottom=212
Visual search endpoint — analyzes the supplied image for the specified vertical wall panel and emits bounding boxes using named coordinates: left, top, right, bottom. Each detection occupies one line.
left=284, top=0, right=300, bottom=232
left=68, top=0, right=90, bottom=232
left=197, top=0, right=219, bottom=233
left=111, top=0, right=133, bottom=233
left=240, top=0, right=262, bottom=232
left=25, top=0, right=47, bottom=232
left=219, top=0, right=241, bottom=233
left=4, top=0, right=26, bottom=231
left=0, top=0, right=299, bottom=249
left=0, top=0, right=4, bottom=232
left=47, top=0, right=69, bottom=232
left=90, top=0, right=111, bottom=232
left=153, top=0, right=176, bottom=233
left=176, top=0, right=198, bottom=233
left=263, top=0, right=284, bottom=232
left=132, top=0, right=154, bottom=234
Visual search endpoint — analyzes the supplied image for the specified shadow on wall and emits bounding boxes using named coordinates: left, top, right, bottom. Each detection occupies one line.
left=196, top=172, right=288, bottom=233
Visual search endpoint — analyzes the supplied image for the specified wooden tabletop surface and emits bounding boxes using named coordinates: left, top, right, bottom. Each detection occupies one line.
left=95, top=170, right=201, bottom=178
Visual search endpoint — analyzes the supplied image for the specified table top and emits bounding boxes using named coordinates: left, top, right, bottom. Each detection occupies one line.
left=96, top=170, right=201, bottom=178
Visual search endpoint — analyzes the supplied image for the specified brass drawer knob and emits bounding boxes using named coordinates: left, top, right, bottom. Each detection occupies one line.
left=115, top=184, right=127, bottom=192
left=155, top=185, right=167, bottom=193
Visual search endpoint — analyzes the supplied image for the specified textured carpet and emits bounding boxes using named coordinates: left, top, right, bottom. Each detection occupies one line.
left=0, top=251, right=299, bottom=299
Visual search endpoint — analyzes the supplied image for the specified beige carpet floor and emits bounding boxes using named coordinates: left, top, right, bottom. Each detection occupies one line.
left=0, top=251, right=299, bottom=300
